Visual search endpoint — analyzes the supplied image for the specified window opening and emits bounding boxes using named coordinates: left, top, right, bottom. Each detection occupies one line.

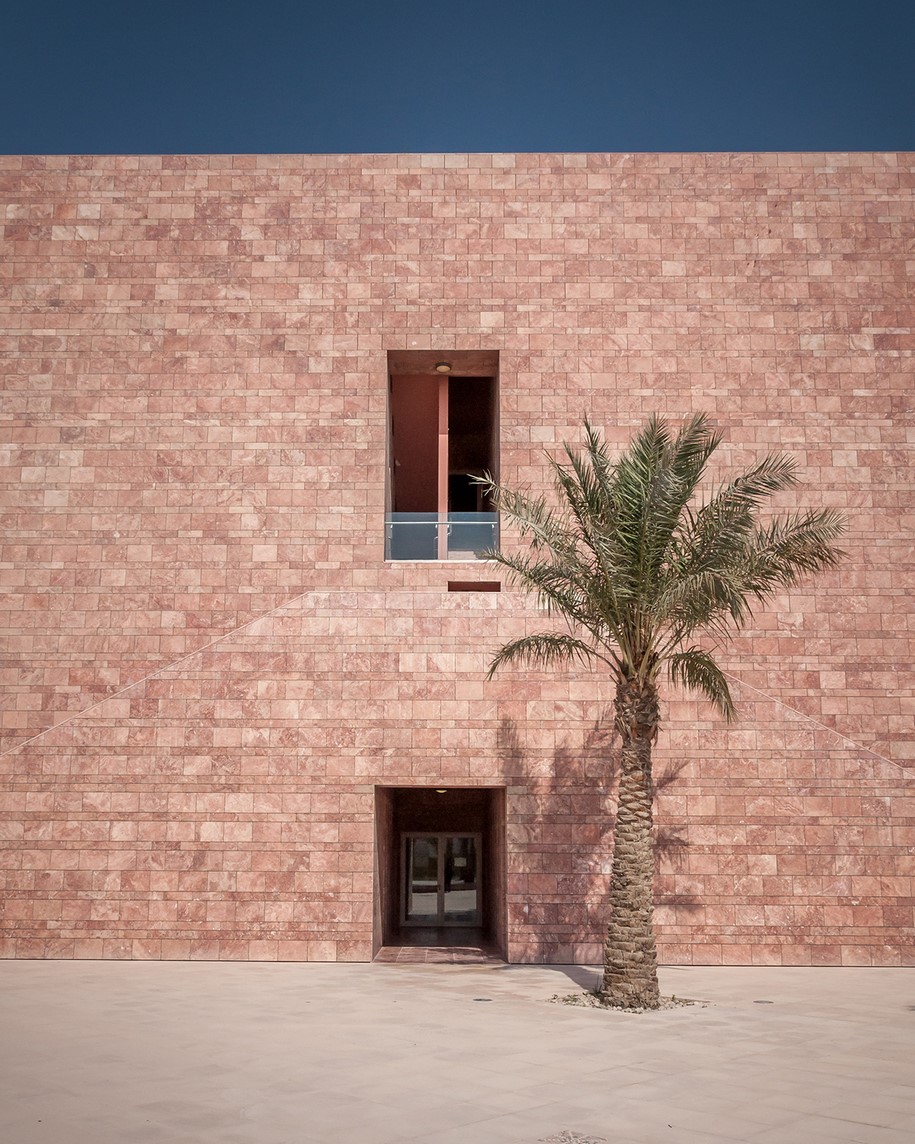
left=386, top=351, right=499, bottom=560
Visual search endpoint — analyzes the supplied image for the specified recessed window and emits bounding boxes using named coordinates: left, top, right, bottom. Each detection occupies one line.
left=386, top=351, right=499, bottom=561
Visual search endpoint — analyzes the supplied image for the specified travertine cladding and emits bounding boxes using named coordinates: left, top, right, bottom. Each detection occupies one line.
left=1, top=152, right=913, bottom=964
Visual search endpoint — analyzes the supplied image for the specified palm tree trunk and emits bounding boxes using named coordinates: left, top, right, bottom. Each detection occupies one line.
left=602, top=674, right=661, bottom=1009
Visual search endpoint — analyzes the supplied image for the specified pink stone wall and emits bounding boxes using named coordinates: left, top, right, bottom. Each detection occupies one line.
left=0, top=152, right=912, bottom=965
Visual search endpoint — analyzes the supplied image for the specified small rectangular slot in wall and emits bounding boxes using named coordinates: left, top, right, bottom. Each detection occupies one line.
left=447, top=581, right=501, bottom=592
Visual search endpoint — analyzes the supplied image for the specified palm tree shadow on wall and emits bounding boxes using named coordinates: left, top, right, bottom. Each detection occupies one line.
left=651, top=758, right=702, bottom=916
left=497, top=713, right=700, bottom=964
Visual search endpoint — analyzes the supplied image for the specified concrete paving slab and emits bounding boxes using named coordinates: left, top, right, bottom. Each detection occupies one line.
left=1, top=962, right=913, bottom=1143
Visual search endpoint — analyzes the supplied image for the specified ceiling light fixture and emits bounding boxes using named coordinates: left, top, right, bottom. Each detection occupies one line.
left=434, top=361, right=452, bottom=374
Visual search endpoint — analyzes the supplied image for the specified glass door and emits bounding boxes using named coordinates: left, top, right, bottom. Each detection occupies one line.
left=404, top=836, right=439, bottom=922
left=403, top=833, right=481, bottom=926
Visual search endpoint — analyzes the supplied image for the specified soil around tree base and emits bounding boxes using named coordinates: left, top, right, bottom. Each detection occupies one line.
left=551, top=990, right=707, bottom=1013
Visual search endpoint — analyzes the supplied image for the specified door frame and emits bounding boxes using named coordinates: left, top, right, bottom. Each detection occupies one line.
left=400, top=832, right=483, bottom=927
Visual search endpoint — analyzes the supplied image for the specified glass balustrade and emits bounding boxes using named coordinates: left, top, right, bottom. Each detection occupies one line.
left=384, top=512, right=499, bottom=561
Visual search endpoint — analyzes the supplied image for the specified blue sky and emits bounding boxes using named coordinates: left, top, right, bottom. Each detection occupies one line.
left=3, top=0, right=913, bottom=154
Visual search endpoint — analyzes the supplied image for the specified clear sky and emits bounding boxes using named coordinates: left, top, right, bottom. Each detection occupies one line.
left=3, top=0, right=913, bottom=154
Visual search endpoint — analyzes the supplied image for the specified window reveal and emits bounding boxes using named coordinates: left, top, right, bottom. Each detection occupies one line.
left=386, top=351, right=499, bottom=561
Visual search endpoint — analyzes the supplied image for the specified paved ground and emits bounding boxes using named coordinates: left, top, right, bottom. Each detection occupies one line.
left=2, top=961, right=913, bottom=1143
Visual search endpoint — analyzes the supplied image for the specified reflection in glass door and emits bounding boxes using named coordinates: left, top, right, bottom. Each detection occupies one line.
left=403, top=834, right=481, bottom=926
left=405, top=836, right=439, bottom=921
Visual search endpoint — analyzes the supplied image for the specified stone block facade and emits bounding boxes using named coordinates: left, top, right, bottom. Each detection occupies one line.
left=0, top=152, right=912, bottom=964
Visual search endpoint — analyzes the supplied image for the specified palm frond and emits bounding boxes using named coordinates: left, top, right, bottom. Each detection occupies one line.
left=667, top=647, right=736, bottom=721
left=746, top=509, right=847, bottom=590
left=661, top=495, right=845, bottom=638
left=545, top=450, right=634, bottom=626
left=478, top=476, right=572, bottom=555
left=611, top=414, right=723, bottom=594
left=484, top=546, right=590, bottom=623
left=715, top=452, right=799, bottom=504
left=681, top=508, right=848, bottom=627
left=654, top=567, right=755, bottom=633
left=483, top=445, right=638, bottom=655
left=486, top=633, right=605, bottom=679
left=674, top=453, right=800, bottom=568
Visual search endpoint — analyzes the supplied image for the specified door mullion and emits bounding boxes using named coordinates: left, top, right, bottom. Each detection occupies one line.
left=436, top=834, right=445, bottom=923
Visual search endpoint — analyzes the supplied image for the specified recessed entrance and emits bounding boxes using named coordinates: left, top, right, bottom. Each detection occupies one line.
left=374, top=786, right=506, bottom=958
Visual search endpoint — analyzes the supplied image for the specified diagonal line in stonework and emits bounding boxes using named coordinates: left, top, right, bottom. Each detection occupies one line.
left=722, top=671, right=906, bottom=772
left=1, top=588, right=904, bottom=776
left=0, top=583, right=324, bottom=759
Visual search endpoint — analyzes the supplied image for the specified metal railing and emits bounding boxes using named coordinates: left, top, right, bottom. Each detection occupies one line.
left=384, top=512, right=499, bottom=561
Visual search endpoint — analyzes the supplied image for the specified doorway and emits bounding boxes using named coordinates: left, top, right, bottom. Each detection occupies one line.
left=403, top=833, right=482, bottom=926
left=373, top=786, right=506, bottom=957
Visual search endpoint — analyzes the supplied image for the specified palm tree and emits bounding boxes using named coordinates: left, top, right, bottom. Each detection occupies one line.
left=483, top=415, right=845, bottom=1009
